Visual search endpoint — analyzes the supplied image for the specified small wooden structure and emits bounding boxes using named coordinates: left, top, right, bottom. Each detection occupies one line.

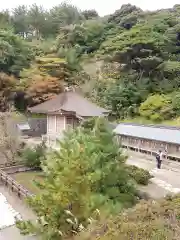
left=17, top=123, right=31, bottom=136
left=114, top=123, right=180, bottom=161
left=28, top=90, right=109, bottom=148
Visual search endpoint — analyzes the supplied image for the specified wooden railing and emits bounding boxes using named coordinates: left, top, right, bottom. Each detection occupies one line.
left=0, top=161, right=22, bottom=168
left=0, top=169, right=33, bottom=199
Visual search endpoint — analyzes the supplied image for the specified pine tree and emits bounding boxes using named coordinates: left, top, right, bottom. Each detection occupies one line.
left=17, top=118, right=137, bottom=239
left=17, top=128, right=102, bottom=239
left=82, top=117, right=137, bottom=210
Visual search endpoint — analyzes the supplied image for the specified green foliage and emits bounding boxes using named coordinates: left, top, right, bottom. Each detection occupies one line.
left=172, top=92, right=180, bottom=115
left=65, top=47, right=82, bottom=72
left=16, top=118, right=138, bottom=238
left=106, top=83, right=142, bottom=119
left=108, top=4, right=143, bottom=29
left=12, top=5, right=28, bottom=35
left=89, top=4, right=180, bottom=120
left=22, top=143, right=46, bottom=169
left=91, top=78, right=142, bottom=119
left=50, top=3, right=83, bottom=33
left=0, top=11, right=13, bottom=31
left=0, top=30, right=34, bottom=76
left=82, top=10, right=99, bottom=20
left=126, top=165, right=153, bottom=185
left=2, top=2, right=180, bottom=123
left=78, top=194, right=180, bottom=240
left=101, top=24, right=165, bottom=66
left=30, top=39, right=56, bottom=56
left=139, top=94, right=174, bottom=121
left=56, top=19, right=106, bottom=55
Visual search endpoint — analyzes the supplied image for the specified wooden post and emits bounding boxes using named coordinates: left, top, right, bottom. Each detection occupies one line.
left=11, top=181, right=14, bottom=191
left=5, top=176, right=8, bottom=186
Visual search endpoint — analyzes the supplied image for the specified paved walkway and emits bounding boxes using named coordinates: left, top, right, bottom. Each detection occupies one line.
left=0, top=184, right=36, bottom=240
left=127, top=152, right=180, bottom=198
left=1, top=151, right=180, bottom=239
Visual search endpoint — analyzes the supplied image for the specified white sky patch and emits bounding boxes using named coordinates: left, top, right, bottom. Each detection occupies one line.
left=0, top=193, right=21, bottom=230
left=0, top=0, right=179, bottom=16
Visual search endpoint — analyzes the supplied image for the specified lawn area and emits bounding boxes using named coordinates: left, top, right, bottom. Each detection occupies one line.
left=12, top=171, right=44, bottom=195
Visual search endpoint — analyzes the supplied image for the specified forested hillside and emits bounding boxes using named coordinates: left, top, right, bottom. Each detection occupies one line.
left=1, top=3, right=180, bottom=124
left=2, top=3, right=180, bottom=240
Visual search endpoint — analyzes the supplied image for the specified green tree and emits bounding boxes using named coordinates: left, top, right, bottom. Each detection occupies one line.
left=16, top=129, right=102, bottom=239
left=82, top=10, right=99, bottom=20
left=49, top=3, right=83, bottom=34
left=108, top=4, right=142, bottom=29
left=99, top=81, right=142, bottom=119
left=139, top=94, right=174, bottom=121
left=17, top=118, right=137, bottom=238
left=0, top=30, right=34, bottom=76
left=172, top=92, right=180, bottom=116
left=27, top=4, right=46, bottom=39
left=56, top=19, right=106, bottom=54
left=12, top=5, right=28, bottom=37
left=0, top=10, right=13, bottom=30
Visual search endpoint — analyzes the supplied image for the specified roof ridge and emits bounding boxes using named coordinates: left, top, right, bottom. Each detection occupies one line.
left=114, top=123, right=180, bottom=145
left=119, top=122, right=180, bottom=130
left=60, top=91, right=68, bottom=107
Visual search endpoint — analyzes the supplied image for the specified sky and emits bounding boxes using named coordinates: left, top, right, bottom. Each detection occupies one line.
left=0, top=0, right=179, bottom=16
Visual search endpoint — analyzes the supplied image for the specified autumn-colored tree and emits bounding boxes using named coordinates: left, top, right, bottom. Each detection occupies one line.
left=0, top=72, right=16, bottom=111
left=27, top=75, right=64, bottom=106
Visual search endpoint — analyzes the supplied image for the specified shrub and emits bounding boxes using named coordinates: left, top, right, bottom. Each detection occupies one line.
left=17, top=142, right=27, bottom=157
left=22, top=142, right=46, bottom=169
left=127, top=165, right=153, bottom=185
left=172, top=91, right=180, bottom=116
left=78, top=194, right=180, bottom=240
left=139, top=94, right=174, bottom=121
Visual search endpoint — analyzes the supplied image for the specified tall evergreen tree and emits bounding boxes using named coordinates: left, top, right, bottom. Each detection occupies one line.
left=17, top=118, right=137, bottom=239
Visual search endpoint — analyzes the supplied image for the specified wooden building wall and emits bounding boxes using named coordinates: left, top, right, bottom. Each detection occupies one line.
left=47, top=114, right=80, bottom=137
left=117, top=135, right=180, bottom=155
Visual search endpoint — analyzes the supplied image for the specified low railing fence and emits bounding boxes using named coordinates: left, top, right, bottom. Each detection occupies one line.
left=0, top=161, right=22, bottom=169
left=0, top=169, right=33, bottom=199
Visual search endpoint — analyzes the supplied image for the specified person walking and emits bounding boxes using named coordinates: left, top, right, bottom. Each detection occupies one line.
left=156, top=150, right=163, bottom=169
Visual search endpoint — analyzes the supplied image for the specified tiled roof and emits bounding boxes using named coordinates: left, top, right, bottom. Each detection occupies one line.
left=114, top=123, right=180, bottom=144
left=28, top=91, right=109, bottom=117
